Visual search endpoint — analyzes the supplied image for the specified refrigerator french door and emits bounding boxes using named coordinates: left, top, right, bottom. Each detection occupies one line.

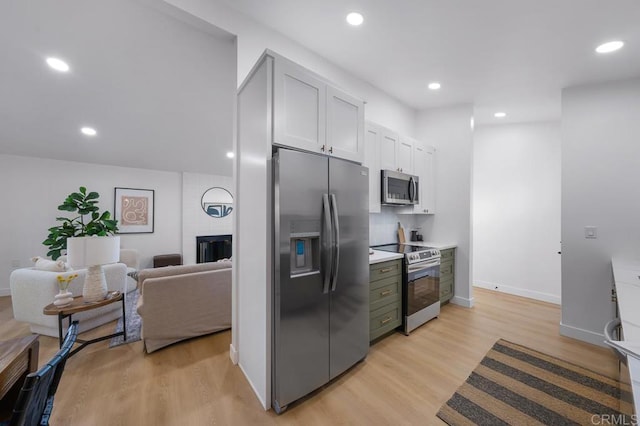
left=272, top=148, right=369, bottom=413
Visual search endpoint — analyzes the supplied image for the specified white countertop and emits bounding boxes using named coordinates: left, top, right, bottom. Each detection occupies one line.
left=369, top=250, right=403, bottom=265
left=611, top=258, right=640, bottom=341
left=369, top=242, right=457, bottom=265
left=402, top=241, right=457, bottom=250
left=610, top=257, right=640, bottom=413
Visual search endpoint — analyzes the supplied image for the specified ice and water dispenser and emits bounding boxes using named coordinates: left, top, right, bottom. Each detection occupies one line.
left=289, top=233, right=320, bottom=277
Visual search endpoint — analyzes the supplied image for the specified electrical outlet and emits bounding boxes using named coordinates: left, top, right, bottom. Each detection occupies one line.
left=585, top=226, right=597, bottom=239
left=11, top=259, right=20, bottom=268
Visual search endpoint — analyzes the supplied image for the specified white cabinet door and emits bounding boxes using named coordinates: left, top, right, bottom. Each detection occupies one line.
left=397, top=137, right=414, bottom=174
left=414, top=145, right=436, bottom=214
left=327, top=86, right=364, bottom=164
left=379, top=129, right=399, bottom=171
left=364, top=122, right=381, bottom=213
left=412, top=143, right=426, bottom=214
left=273, top=59, right=326, bottom=153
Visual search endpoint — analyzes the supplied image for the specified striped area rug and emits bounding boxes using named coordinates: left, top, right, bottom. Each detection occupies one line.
left=437, top=339, right=634, bottom=426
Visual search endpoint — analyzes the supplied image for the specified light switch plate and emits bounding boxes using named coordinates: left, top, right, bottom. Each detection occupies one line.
left=585, top=226, right=597, bottom=239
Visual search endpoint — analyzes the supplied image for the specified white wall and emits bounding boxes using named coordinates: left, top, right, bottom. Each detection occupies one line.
left=415, top=104, right=474, bottom=307
left=0, top=154, right=182, bottom=295
left=182, top=172, right=233, bottom=265
left=561, top=77, right=640, bottom=346
left=473, top=121, right=561, bottom=304
left=369, top=208, right=419, bottom=246
left=163, top=0, right=417, bottom=136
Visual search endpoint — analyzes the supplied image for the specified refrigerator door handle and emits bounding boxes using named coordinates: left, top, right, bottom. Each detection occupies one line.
left=330, top=193, right=340, bottom=291
left=322, top=194, right=332, bottom=294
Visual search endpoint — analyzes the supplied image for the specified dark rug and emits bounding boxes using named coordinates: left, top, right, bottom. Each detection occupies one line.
left=109, top=289, right=141, bottom=347
left=437, top=339, right=634, bottom=426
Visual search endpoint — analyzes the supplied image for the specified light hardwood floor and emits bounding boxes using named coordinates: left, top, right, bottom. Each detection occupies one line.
left=0, top=288, right=619, bottom=425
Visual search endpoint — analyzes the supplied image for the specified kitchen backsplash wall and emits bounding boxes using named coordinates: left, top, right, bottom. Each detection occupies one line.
left=369, top=207, right=423, bottom=246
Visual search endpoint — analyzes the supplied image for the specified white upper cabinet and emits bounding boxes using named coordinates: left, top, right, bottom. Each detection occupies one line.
left=273, top=56, right=364, bottom=163
left=327, top=86, right=364, bottom=163
left=379, top=129, right=399, bottom=171
left=363, top=119, right=437, bottom=215
left=378, top=131, right=413, bottom=174
left=412, top=143, right=435, bottom=214
left=397, top=137, right=414, bottom=174
left=273, top=59, right=326, bottom=153
left=364, top=122, right=381, bottom=213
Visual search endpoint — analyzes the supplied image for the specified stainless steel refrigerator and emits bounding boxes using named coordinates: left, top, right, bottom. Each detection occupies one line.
left=272, top=148, right=369, bottom=413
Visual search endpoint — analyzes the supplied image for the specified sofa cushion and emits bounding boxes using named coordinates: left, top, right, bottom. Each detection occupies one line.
left=31, top=256, right=70, bottom=272
left=138, top=261, right=230, bottom=282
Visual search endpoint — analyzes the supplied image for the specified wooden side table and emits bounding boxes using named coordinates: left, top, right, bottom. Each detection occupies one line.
left=43, top=291, right=126, bottom=357
left=0, top=335, right=39, bottom=420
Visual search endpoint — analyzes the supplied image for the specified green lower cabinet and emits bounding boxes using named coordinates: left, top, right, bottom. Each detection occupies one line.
left=439, top=248, right=455, bottom=304
left=440, top=249, right=456, bottom=305
left=369, top=259, right=402, bottom=342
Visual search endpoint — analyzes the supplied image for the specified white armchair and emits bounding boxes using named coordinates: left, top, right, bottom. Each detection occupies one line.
left=10, top=263, right=128, bottom=337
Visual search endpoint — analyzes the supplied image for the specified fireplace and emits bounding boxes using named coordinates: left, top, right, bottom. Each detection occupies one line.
left=196, top=234, right=232, bottom=263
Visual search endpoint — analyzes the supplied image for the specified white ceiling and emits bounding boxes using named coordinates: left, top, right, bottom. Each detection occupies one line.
left=2, top=1, right=639, bottom=174
left=222, top=0, right=640, bottom=124
left=0, top=0, right=236, bottom=175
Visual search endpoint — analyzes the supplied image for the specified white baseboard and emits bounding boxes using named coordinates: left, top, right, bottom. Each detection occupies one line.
left=238, top=362, right=269, bottom=410
left=229, top=343, right=238, bottom=364
left=560, top=322, right=607, bottom=348
left=451, top=295, right=474, bottom=308
left=474, top=280, right=561, bottom=305
left=0, top=288, right=10, bottom=297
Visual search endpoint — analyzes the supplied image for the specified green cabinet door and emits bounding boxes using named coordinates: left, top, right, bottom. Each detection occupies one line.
left=440, top=248, right=455, bottom=304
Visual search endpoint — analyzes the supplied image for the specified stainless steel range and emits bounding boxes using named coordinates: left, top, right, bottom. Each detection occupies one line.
left=373, top=244, right=441, bottom=334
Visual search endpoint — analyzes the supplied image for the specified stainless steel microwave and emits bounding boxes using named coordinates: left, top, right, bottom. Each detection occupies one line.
left=381, top=169, right=419, bottom=205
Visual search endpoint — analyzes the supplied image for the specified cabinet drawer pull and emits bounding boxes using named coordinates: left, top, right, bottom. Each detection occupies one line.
left=380, top=289, right=392, bottom=296
left=378, top=267, right=392, bottom=273
left=380, top=316, right=392, bottom=325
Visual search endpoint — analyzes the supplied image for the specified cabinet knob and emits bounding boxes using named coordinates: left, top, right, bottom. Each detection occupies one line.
left=329, top=146, right=333, bottom=154
left=320, top=145, right=326, bottom=152
left=424, top=209, right=428, bottom=213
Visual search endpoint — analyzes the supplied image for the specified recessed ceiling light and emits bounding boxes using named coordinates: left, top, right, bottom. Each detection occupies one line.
left=595, top=40, right=624, bottom=54
left=80, top=127, right=97, bottom=136
left=226, top=152, right=234, bottom=158
left=428, top=82, right=441, bottom=90
left=346, top=12, right=364, bottom=26
left=46, top=57, right=70, bottom=72
left=494, top=112, right=507, bottom=118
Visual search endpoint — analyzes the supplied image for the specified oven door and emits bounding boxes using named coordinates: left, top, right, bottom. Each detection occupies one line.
left=406, top=259, right=440, bottom=316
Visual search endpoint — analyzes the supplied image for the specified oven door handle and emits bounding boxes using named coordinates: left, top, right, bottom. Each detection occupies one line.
left=407, top=259, right=440, bottom=274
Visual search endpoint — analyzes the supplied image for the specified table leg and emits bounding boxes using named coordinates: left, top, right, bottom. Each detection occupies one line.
left=57, top=314, right=63, bottom=348
left=122, top=296, right=127, bottom=341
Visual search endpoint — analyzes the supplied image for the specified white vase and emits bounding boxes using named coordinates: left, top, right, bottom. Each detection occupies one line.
left=54, top=290, right=73, bottom=307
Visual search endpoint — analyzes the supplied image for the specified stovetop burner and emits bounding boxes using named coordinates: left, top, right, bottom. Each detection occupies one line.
left=373, top=243, right=441, bottom=264
left=374, top=244, right=432, bottom=254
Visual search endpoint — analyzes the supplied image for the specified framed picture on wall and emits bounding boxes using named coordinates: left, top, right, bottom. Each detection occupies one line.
left=114, top=187, right=155, bottom=234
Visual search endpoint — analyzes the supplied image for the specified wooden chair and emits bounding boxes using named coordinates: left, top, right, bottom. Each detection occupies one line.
left=9, top=322, right=78, bottom=426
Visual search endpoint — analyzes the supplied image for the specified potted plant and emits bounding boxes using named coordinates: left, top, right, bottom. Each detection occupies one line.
left=43, top=187, right=119, bottom=260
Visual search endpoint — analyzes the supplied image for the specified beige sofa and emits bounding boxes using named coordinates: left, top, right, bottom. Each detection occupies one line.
left=136, top=261, right=232, bottom=353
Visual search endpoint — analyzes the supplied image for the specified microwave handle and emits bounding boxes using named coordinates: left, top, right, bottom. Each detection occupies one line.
left=408, top=177, right=415, bottom=202
left=412, top=178, right=417, bottom=203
